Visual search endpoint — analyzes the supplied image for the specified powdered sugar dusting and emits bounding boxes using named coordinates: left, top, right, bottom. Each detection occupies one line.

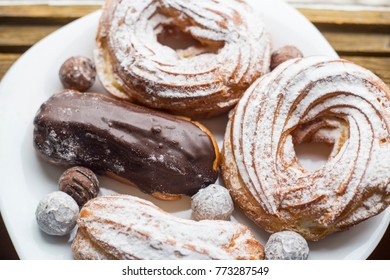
left=191, top=184, right=234, bottom=221
left=227, top=56, right=390, bottom=237
left=99, top=0, right=271, bottom=113
left=76, top=195, right=263, bottom=260
left=43, top=129, right=79, bottom=162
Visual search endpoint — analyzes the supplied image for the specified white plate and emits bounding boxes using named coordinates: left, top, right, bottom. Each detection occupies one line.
left=0, top=0, right=388, bottom=260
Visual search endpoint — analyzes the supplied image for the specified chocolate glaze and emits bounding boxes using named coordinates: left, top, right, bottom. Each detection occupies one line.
left=33, top=91, right=219, bottom=197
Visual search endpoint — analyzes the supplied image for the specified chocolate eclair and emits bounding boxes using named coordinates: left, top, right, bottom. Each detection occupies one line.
left=33, top=91, right=219, bottom=200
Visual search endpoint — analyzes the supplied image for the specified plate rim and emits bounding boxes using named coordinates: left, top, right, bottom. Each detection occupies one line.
left=0, top=1, right=388, bottom=260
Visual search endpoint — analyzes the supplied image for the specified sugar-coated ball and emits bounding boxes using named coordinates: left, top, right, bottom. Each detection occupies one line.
left=35, top=191, right=79, bottom=236
left=59, top=56, right=96, bottom=91
left=191, top=184, right=234, bottom=221
left=265, top=231, right=309, bottom=260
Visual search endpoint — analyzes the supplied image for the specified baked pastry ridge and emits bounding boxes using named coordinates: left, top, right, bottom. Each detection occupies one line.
left=222, top=56, right=390, bottom=240
left=95, top=0, right=271, bottom=118
left=72, top=194, right=265, bottom=260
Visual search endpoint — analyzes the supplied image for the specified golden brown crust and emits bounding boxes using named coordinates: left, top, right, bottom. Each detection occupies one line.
left=94, top=0, right=271, bottom=118
left=221, top=56, right=390, bottom=240
left=151, top=192, right=182, bottom=201
left=72, top=195, right=265, bottom=260
left=72, top=228, right=117, bottom=260
left=221, top=119, right=281, bottom=235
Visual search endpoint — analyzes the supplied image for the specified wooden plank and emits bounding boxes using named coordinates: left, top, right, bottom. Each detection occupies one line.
left=0, top=215, right=18, bottom=259
left=0, top=53, right=20, bottom=79
left=298, top=8, right=390, bottom=31
left=342, top=55, right=390, bottom=86
left=0, top=18, right=388, bottom=57
left=322, top=31, right=390, bottom=56
left=0, top=5, right=389, bottom=86
left=368, top=227, right=390, bottom=260
left=0, top=25, right=60, bottom=52
left=0, top=5, right=100, bottom=24
left=0, top=5, right=389, bottom=29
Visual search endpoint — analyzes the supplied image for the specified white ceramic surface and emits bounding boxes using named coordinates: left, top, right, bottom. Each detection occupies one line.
left=0, top=0, right=388, bottom=260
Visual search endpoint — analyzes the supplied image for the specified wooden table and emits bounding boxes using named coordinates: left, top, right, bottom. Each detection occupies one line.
left=0, top=4, right=389, bottom=260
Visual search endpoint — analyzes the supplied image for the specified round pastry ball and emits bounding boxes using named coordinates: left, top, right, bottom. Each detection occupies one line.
left=270, top=45, right=303, bottom=70
left=58, top=166, right=99, bottom=207
left=191, top=184, right=234, bottom=221
left=265, top=231, right=309, bottom=260
left=35, top=191, right=79, bottom=236
left=59, top=56, right=96, bottom=91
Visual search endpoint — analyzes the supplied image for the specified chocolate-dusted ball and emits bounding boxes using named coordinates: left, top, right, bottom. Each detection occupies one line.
left=35, top=191, right=79, bottom=236
left=191, top=184, right=234, bottom=221
left=270, top=45, right=303, bottom=71
left=59, top=166, right=99, bottom=207
left=265, top=231, right=309, bottom=260
left=59, top=56, right=96, bottom=91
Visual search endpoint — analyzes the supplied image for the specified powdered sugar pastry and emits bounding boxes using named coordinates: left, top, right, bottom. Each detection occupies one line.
left=95, top=0, right=271, bottom=118
left=222, top=56, right=390, bottom=240
left=72, top=195, right=264, bottom=259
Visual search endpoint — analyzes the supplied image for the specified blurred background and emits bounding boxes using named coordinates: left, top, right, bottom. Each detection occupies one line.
left=0, top=0, right=389, bottom=8
left=289, top=0, right=390, bottom=7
